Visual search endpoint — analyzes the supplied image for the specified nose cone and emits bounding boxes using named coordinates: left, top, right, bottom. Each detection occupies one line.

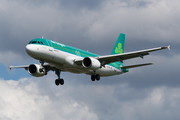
left=26, top=44, right=36, bottom=56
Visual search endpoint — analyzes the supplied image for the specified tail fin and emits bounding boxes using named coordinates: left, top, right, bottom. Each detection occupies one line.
left=111, top=33, right=125, bottom=55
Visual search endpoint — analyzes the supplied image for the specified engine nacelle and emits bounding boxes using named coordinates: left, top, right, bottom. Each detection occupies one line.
left=28, top=64, right=46, bottom=77
left=82, top=57, right=101, bottom=70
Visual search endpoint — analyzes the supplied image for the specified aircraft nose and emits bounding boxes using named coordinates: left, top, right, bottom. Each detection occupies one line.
left=26, top=44, right=35, bottom=55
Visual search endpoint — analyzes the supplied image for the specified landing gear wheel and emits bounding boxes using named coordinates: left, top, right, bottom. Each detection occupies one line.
left=55, top=79, right=64, bottom=86
left=60, top=79, right=64, bottom=85
left=95, top=74, right=100, bottom=81
left=91, top=75, right=96, bottom=81
left=55, top=79, right=60, bottom=86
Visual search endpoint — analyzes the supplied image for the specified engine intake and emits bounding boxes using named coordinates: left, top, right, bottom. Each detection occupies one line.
left=28, top=64, right=46, bottom=77
left=82, top=57, right=101, bottom=70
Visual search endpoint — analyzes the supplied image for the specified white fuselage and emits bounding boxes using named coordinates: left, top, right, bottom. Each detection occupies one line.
left=26, top=44, right=123, bottom=77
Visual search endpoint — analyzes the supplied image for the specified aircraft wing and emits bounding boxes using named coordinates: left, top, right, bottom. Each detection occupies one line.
left=9, top=63, right=52, bottom=71
left=95, top=45, right=170, bottom=66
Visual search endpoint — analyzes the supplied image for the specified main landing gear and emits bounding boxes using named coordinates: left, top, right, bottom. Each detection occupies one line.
left=91, top=71, right=100, bottom=81
left=55, top=70, right=64, bottom=86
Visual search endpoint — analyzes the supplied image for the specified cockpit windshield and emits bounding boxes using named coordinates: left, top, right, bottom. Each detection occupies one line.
left=29, top=41, right=43, bottom=45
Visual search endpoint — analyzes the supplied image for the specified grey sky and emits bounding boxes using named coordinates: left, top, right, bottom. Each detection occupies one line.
left=0, top=0, right=179, bottom=120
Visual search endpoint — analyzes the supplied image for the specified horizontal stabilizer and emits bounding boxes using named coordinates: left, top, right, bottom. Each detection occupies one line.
left=121, top=63, right=153, bottom=70
left=9, top=65, right=29, bottom=70
left=9, top=63, right=50, bottom=70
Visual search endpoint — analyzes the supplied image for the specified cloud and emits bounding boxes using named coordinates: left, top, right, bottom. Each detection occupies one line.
left=84, top=0, right=180, bottom=44
left=0, top=0, right=179, bottom=119
left=0, top=51, right=26, bottom=66
left=107, top=53, right=179, bottom=91
left=59, top=0, right=103, bottom=10
left=1, top=77, right=180, bottom=120
left=0, top=0, right=178, bottom=88
left=0, top=78, right=98, bottom=120
left=0, top=0, right=179, bottom=57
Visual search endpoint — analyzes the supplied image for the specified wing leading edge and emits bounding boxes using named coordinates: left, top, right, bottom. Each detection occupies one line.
left=74, top=45, right=170, bottom=68
left=96, top=45, right=170, bottom=66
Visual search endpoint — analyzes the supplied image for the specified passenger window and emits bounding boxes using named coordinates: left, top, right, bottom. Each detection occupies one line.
left=41, top=42, right=43, bottom=44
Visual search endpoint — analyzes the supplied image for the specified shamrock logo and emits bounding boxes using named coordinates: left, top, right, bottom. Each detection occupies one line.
left=115, top=43, right=123, bottom=54
left=75, top=51, right=81, bottom=56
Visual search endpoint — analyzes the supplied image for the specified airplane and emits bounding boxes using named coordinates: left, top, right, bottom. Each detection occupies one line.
left=9, top=33, right=170, bottom=86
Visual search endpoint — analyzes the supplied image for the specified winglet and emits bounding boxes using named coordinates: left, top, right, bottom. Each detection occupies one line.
left=161, top=45, right=170, bottom=50
left=168, top=45, right=170, bottom=50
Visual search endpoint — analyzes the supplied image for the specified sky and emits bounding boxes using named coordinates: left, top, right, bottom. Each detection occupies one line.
left=0, top=0, right=179, bottom=120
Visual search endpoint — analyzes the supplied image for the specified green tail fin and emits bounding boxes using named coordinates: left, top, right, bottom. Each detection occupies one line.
left=111, top=33, right=125, bottom=55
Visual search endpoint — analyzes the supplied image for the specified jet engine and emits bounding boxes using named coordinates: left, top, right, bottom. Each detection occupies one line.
left=82, top=57, right=101, bottom=70
left=28, top=64, right=46, bottom=77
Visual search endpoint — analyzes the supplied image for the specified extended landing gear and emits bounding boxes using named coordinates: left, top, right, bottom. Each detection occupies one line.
left=55, top=70, right=64, bottom=86
left=55, top=79, right=64, bottom=86
left=39, top=60, right=45, bottom=72
left=91, top=71, right=100, bottom=81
